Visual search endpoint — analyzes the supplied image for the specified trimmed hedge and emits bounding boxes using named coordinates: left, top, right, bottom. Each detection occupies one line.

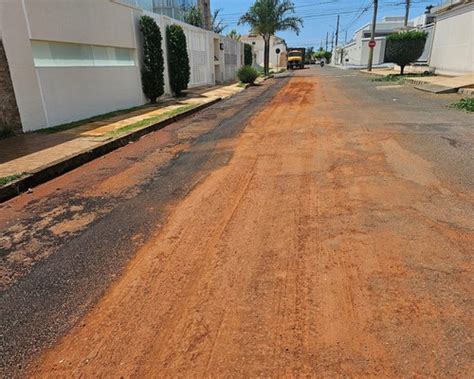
left=386, top=30, right=428, bottom=74
left=244, top=44, right=253, bottom=66
left=166, top=24, right=191, bottom=96
left=139, top=16, right=164, bottom=103
left=238, top=66, right=259, bottom=84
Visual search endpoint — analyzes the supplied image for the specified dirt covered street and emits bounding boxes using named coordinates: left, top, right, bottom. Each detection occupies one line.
left=2, top=67, right=473, bottom=377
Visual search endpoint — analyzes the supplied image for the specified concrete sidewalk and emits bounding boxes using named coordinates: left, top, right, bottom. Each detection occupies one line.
left=0, top=82, right=245, bottom=181
left=360, top=68, right=474, bottom=94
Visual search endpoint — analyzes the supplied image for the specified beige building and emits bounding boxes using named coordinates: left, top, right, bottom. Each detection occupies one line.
left=241, top=34, right=287, bottom=69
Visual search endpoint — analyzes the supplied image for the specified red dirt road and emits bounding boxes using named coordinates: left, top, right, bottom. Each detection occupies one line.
left=30, top=70, right=473, bottom=377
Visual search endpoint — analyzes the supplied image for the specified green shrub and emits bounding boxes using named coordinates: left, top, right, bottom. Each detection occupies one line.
left=450, top=98, right=474, bottom=113
left=386, top=30, right=428, bottom=75
left=166, top=25, right=191, bottom=96
left=244, top=44, right=253, bottom=66
left=237, top=66, right=259, bottom=84
left=139, top=16, right=164, bottom=103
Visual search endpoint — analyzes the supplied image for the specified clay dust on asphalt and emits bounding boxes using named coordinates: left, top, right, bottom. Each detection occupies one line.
left=29, top=71, right=473, bottom=377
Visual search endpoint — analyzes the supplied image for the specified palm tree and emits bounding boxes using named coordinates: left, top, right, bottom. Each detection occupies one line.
left=227, top=29, right=241, bottom=41
left=238, top=0, right=302, bottom=76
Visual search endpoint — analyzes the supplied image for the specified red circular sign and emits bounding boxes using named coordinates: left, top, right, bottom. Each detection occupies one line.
left=369, top=40, right=376, bottom=48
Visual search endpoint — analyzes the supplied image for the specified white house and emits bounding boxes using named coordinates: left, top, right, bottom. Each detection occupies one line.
left=0, top=0, right=243, bottom=133
left=336, top=16, right=411, bottom=67
left=429, top=0, right=474, bottom=75
left=241, top=34, right=287, bottom=70
left=335, top=0, right=473, bottom=75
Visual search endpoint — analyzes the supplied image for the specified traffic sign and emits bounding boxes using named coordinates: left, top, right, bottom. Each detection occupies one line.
left=369, top=40, right=376, bottom=48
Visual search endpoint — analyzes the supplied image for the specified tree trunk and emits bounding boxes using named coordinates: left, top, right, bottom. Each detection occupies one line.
left=400, top=65, right=405, bottom=75
left=263, top=36, right=270, bottom=76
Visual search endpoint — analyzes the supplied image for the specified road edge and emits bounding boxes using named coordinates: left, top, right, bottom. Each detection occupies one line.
left=0, top=98, right=222, bottom=203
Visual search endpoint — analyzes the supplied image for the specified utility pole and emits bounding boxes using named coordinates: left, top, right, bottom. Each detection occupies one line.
left=331, top=31, right=334, bottom=51
left=404, top=0, right=411, bottom=27
left=345, top=31, right=348, bottom=44
left=335, top=15, right=340, bottom=47
left=325, top=32, right=328, bottom=51
left=367, top=0, right=378, bottom=72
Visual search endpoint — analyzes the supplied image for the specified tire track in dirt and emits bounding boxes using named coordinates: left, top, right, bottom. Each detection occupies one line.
left=28, top=70, right=474, bottom=377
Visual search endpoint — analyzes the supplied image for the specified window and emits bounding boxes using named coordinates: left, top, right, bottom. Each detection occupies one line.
left=31, top=41, right=135, bottom=68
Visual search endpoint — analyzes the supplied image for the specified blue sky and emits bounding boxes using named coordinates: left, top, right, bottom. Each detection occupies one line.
left=213, top=0, right=443, bottom=48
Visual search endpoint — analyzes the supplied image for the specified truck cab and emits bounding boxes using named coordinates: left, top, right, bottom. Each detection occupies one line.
left=287, top=48, right=305, bottom=70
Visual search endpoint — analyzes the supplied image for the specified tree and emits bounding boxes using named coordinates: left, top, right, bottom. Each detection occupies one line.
left=314, top=50, right=331, bottom=62
left=305, top=46, right=314, bottom=62
left=211, top=9, right=227, bottom=34
left=166, top=25, right=191, bottom=96
left=184, top=5, right=203, bottom=28
left=238, top=0, right=303, bottom=76
left=139, top=16, right=164, bottom=103
left=244, top=43, right=253, bottom=66
left=227, top=29, right=241, bottom=41
left=385, top=30, right=428, bottom=74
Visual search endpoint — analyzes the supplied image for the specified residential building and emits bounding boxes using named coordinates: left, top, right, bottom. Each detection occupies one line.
left=241, top=35, right=287, bottom=69
left=121, top=0, right=196, bottom=21
left=429, top=0, right=474, bottom=75
left=337, top=16, right=414, bottom=67
left=336, top=0, right=473, bottom=75
left=0, top=0, right=243, bottom=133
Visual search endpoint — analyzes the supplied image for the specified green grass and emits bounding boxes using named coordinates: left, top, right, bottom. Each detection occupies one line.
left=37, top=105, right=150, bottom=134
left=106, top=104, right=197, bottom=137
left=0, top=173, right=26, bottom=186
left=450, top=98, right=474, bottom=113
left=371, top=72, right=435, bottom=83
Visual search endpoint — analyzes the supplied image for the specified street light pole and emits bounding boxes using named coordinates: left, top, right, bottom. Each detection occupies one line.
left=367, top=0, right=378, bottom=72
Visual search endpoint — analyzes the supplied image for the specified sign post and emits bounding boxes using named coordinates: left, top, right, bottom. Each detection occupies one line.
left=276, top=48, right=281, bottom=72
left=368, top=0, right=379, bottom=71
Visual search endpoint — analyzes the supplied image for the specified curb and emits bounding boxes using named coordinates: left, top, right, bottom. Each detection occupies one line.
left=0, top=97, right=222, bottom=203
left=458, top=87, right=474, bottom=97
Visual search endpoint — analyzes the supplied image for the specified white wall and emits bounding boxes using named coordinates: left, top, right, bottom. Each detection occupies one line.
left=0, top=0, right=145, bottom=131
left=144, top=12, right=243, bottom=89
left=343, top=41, right=361, bottom=65
left=1, top=0, right=244, bottom=132
left=361, top=38, right=387, bottom=65
left=339, top=37, right=386, bottom=66
left=418, top=24, right=435, bottom=63
left=144, top=12, right=215, bottom=90
left=223, top=37, right=243, bottom=82
left=430, top=3, right=474, bottom=75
